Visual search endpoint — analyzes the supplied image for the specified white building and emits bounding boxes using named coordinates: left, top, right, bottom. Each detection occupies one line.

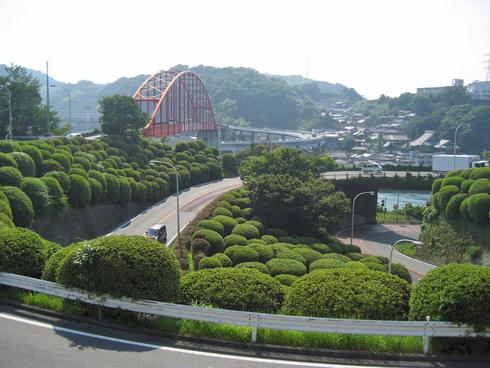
left=467, top=81, right=490, bottom=100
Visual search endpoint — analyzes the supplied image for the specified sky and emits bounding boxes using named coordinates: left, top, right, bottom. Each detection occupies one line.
left=0, top=0, right=489, bottom=99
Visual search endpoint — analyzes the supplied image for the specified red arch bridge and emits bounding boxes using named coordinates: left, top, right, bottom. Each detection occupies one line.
left=133, top=70, right=216, bottom=138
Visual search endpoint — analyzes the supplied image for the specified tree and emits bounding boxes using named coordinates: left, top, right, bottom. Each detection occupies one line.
left=341, top=136, right=356, bottom=152
left=99, top=95, right=147, bottom=136
left=0, top=64, right=60, bottom=136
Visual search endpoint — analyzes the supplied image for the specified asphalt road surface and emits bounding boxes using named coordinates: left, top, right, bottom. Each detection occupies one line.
left=1, top=304, right=486, bottom=368
left=110, top=178, right=242, bottom=243
left=322, top=171, right=437, bottom=180
left=337, top=224, right=436, bottom=282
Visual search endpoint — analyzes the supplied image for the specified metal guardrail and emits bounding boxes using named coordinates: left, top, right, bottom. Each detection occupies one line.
left=0, top=272, right=488, bottom=354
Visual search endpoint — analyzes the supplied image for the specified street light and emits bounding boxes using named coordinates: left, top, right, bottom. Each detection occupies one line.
left=0, top=85, right=12, bottom=140
left=51, top=84, right=71, bottom=128
left=453, top=123, right=470, bottom=170
left=389, top=239, right=424, bottom=274
left=350, top=191, right=375, bottom=246
left=161, top=160, right=181, bottom=247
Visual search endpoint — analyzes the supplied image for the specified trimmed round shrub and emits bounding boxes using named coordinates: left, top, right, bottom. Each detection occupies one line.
left=89, top=178, right=104, bottom=203
left=309, top=243, right=332, bottom=254
left=179, top=268, right=284, bottom=312
left=0, top=152, right=18, bottom=168
left=341, top=244, right=362, bottom=254
left=432, top=192, right=441, bottom=210
left=0, top=228, right=46, bottom=277
left=134, top=182, right=147, bottom=202
left=104, top=173, right=120, bottom=203
left=283, top=268, right=411, bottom=320
left=20, top=177, right=49, bottom=213
left=468, top=178, right=490, bottom=196
left=118, top=177, right=132, bottom=204
left=438, top=185, right=459, bottom=211
left=359, top=255, right=383, bottom=264
left=21, top=145, right=43, bottom=172
left=0, top=191, right=12, bottom=220
left=266, top=258, right=307, bottom=276
left=461, top=168, right=475, bottom=179
left=199, top=256, right=223, bottom=269
left=241, top=207, right=253, bottom=219
left=274, top=246, right=307, bottom=264
left=57, top=235, right=180, bottom=301
left=310, top=258, right=346, bottom=272
left=244, top=220, right=264, bottom=235
left=42, top=240, right=62, bottom=260
left=223, top=233, right=248, bottom=248
left=224, top=245, right=259, bottom=265
left=40, top=176, right=63, bottom=199
left=345, top=252, right=363, bottom=261
left=213, top=215, right=238, bottom=236
left=40, top=159, right=65, bottom=175
left=212, top=206, right=233, bottom=217
left=51, top=152, right=72, bottom=171
left=345, top=261, right=369, bottom=270
left=409, top=263, right=490, bottom=327
left=459, top=197, right=470, bottom=219
left=211, top=252, right=232, bottom=267
left=442, top=176, right=464, bottom=189
left=363, top=262, right=388, bottom=272
left=461, top=180, right=474, bottom=193
left=1, top=186, right=34, bottom=226
left=88, top=170, right=107, bottom=193
left=292, top=247, right=322, bottom=266
left=74, top=156, right=91, bottom=171
left=231, top=223, right=260, bottom=239
left=445, top=193, right=468, bottom=220
left=247, top=243, right=275, bottom=263
left=0, top=166, right=23, bottom=187
left=235, top=262, right=270, bottom=274
left=68, top=174, right=91, bottom=207
left=191, top=229, right=224, bottom=254
left=44, top=171, right=70, bottom=193
left=466, top=193, right=490, bottom=224
left=191, top=238, right=211, bottom=255
left=322, top=253, right=351, bottom=262
left=230, top=205, right=242, bottom=217
left=432, top=178, right=444, bottom=194
left=446, top=169, right=463, bottom=177
left=236, top=217, right=247, bottom=224
left=391, top=263, right=412, bottom=283
left=469, top=167, right=490, bottom=180
left=9, top=152, right=35, bottom=177
left=261, top=235, right=277, bottom=244
left=274, top=274, right=298, bottom=286
left=0, top=141, right=20, bottom=153
left=197, top=219, right=225, bottom=236
left=247, top=238, right=266, bottom=245
left=217, top=200, right=232, bottom=210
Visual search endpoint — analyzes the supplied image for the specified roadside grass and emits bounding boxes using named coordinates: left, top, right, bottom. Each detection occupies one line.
left=0, top=287, right=423, bottom=354
left=395, top=241, right=417, bottom=257
left=376, top=211, right=421, bottom=224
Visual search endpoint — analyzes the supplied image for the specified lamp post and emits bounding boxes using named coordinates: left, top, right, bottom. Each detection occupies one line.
left=350, top=191, right=375, bottom=246
left=0, top=85, right=12, bottom=140
left=453, top=123, right=470, bottom=170
left=161, top=160, right=180, bottom=246
left=389, top=239, right=424, bottom=274
left=51, top=85, right=71, bottom=127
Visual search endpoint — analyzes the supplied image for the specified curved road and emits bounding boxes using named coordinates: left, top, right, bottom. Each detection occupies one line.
left=110, top=178, right=242, bottom=242
left=337, top=224, right=435, bottom=282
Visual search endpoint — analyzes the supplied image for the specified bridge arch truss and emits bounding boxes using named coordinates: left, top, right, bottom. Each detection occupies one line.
left=133, top=70, right=216, bottom=137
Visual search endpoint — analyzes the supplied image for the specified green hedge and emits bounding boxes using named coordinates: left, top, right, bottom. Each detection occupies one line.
left=212, top=207, right=233, bottom=217
left=20, top=177, right=49, bottom=213
left=292, top=247, right=323, bottom=266
left=51, top=152, right=72, bottom=171
left=409, top=263, right=490, bottom=327
left=42, top=244, right=79, bottom=282
left=44, top=171, right=70, bottom=193
left=466, top=193, right=490, bottom=224
left=1, top=186, right=34, bottom=226
left=274, top=274, right=298, bottom=286
left=231, top=223, right=260, bottom=239
left=469, top=167, right=490, bottom=180
left=265, top=258, right=307, bottom=276
left=197, top=220, right=225, bottom=236
left=213, top=215, right=238, bottom=235
left=9, top=152, right=35, bottom=177
left=224, top=245, right=259, bottom=265
left=40, top=159, right=65, bottom=175
left=310, top=258, right=346, bottom=272
left=282, top=268, right=411, bottom=320
left=468, top=179, right=490, bottom=196
left=89, top=178, right=104, bottom=203
left=460, top=180, right=474, bottom=193
left=445, top=193, right=468, bottom=220
left=211, top=253, right=233, bottom=267
left=68, top=174, right=91, bottom=207
left=235, top=261, right=270, bottom=274
left=0, top=166, right=23, bottom=187
left=0, top=228, right=46, bottom=277
left=21, top=145, right=43, bottom=172
left=118, top=177, right=132, bottom=204
left=179, top=268, right=284, bottom=313
left=223, top=233, right=248, bottom=248
left=88, top=170, right=107, bottom=193
left=191, top=229, right=224, bottom=254
left=432, top=178, right=444, bottom=194
left=442, top=176, right=464, bottom=189
left=199, top=256, right=223, bottom=269
left=247, top=243, right=274, bottom=263
left=57, top=235, right=180, bottom=301
left=0, top=152, right=18, bottom=168
left=261, top=235, right=277, bottom=244
left=104, top=173, right=120, bottom=203
left=438, top=185, right=459, bottom=212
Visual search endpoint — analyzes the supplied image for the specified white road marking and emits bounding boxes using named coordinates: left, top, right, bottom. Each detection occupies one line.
left=0, top=313, right=384, bottom=368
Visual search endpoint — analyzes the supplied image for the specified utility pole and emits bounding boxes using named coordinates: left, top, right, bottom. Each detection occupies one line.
left=46, top=61, right=50, bottom=135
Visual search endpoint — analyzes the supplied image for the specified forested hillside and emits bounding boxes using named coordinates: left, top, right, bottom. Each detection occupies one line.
left=0, top=64, right=360, bottom=132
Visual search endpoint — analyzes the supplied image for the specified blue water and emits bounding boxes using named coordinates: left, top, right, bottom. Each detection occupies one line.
left=377, top=190, right=431, bottom=210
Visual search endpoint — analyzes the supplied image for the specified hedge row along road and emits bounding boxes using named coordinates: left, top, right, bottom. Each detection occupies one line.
left=110, top=178, right=242, bottom=242
left=337, top=224, right=436, bottom=282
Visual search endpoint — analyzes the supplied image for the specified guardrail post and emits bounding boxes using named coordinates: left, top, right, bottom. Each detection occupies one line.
left=423, top=316, right=431, bottom=354
left=251, top=327, right=257, bottom=343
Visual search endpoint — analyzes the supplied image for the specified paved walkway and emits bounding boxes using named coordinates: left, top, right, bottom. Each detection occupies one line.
left=338, top=224, right=436, bottom=282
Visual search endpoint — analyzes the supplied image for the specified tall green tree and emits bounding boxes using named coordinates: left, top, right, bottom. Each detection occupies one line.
left=0, top=64, right=56, bottom=136
left=99, top=95, right=147, bottom=136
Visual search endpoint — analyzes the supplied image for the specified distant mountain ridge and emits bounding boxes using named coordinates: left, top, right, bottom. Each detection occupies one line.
left=0, top=64, right=362, bottom=132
